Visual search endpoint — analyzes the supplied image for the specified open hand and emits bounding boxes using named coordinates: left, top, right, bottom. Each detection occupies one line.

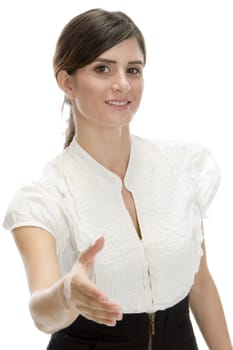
left=63, top=236, right=123, bottom=326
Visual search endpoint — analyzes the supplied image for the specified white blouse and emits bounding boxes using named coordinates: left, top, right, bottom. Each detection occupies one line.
left=3, top=134, right=221, bottom=313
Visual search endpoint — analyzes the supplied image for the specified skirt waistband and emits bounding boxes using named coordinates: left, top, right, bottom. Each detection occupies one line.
left=67, top=293, right=190, bottom=335
left=47, top=293, right=198, bottom=350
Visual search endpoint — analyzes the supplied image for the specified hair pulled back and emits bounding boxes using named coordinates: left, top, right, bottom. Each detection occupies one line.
left=53, top=8, right=146, bottom=149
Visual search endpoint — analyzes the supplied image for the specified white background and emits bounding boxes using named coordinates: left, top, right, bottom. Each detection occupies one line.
left=0, top=0, right=232, bottom=348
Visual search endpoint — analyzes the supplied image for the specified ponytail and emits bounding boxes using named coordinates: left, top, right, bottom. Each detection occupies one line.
left=62, top=96, right=75, bottom=149
left=64, top=111, right=75, bottom=149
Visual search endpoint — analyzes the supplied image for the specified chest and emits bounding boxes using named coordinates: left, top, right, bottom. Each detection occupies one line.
left=121, top=182, right=142, bottom=240
left=66, top=162, right=191, bottom=254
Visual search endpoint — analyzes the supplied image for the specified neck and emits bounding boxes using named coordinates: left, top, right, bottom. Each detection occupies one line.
left=75, top=124, right=131, bottom=180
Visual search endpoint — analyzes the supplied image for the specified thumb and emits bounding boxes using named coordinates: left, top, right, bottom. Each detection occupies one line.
left=79, top=236, right=105, bottom=264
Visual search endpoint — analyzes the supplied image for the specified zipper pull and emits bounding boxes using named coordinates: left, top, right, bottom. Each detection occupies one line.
left=149, top=313, right=156, bottom=335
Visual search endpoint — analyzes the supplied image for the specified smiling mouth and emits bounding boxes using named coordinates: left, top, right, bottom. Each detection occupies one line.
left=104, top=100, right=131, bottom=106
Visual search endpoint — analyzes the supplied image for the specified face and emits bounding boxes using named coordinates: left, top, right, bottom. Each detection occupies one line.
left=70, top=37, right=144, bottom=128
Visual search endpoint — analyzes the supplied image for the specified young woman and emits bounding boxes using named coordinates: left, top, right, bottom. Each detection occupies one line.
left=3, top=8, right=232, bottom=350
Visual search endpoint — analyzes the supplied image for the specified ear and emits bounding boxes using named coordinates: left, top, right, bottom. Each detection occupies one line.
left=57, top=70, right=75, bottom=99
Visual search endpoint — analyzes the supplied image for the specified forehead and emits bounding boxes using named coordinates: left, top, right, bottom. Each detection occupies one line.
left=96, top=37, right=144, bottom=63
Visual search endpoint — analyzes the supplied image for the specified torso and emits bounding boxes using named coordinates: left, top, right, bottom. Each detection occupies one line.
left=121, top=182, right=142, bottom=240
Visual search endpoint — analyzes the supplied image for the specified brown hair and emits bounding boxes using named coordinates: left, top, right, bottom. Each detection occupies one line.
left=53, top=8, right=146, bottom=149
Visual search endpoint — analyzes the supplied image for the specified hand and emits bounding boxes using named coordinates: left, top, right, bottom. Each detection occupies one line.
left=63, top=236, right=123, bottom=326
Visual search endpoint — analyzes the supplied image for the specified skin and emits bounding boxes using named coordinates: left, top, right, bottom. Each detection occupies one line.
left=190, top=224, right=232, bottom=350
left=12, top=37, right=232, bottom=348
left=58, top=37, right=144, bottom=178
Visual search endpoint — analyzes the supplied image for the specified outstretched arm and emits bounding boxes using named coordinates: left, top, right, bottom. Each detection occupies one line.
left=189, top=222, right=232, bottom=350
left=12, top=227, right=122, bottom=334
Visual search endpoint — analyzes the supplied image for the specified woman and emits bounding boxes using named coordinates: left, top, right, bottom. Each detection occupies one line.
left=3, top=8, right=232, bottom=350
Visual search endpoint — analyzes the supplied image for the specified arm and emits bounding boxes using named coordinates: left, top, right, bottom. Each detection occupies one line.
left=12, top=227, right=122, bottom=334
left=189, top=222, right=232, bottom=350
left=12, top=226, right=79, bottom=333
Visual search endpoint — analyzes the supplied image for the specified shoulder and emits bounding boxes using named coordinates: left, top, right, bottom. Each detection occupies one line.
left=7, top=148, right=70, bottom=215
left=134, top=135, right=221, bottom=181
left=3, top=148, right=72, bottom=237
left=38, top=148, right=69, bottom=187
left=21, top=146, right=74, bottom=201
left=134, top=134, right=207, bottom=163
left=135, top=135, right=221, bottom=218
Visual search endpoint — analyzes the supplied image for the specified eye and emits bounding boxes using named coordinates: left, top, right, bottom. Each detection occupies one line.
left=94, top=65, right=110, bottom=73
left=127, top=67, right=141, bottom=75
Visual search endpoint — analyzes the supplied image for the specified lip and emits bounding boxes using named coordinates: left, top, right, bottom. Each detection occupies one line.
left=104, top=99, right=131, bottom=103
left=104, top=98, right=131, bottom=107
left=104, top=99, right=131, bottom=110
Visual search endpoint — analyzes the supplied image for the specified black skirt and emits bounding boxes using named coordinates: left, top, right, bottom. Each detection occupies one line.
left=47, top=293, right=199, bottom=350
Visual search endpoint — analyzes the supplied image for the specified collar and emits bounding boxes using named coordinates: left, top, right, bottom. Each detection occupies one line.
left=67, top=134, right=156, bottom=191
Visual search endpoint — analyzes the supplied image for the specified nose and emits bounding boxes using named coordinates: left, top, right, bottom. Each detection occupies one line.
left=111, top=72, right=131, bottom=93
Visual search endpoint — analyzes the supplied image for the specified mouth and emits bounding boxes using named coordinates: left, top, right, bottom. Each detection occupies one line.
left=104, top=100, right=131, bottom=106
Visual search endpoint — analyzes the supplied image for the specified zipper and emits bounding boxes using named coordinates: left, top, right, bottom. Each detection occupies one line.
left=148, top=312, right=156, bottom=349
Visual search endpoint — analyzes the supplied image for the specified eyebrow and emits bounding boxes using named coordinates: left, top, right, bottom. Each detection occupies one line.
left=94, top=58, right=144, bottom=66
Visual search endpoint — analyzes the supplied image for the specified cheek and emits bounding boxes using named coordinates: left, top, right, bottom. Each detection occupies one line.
left=78, top=81, right=103, bottom=103
left=74, top=89, right=102, bottom=118
left=134, top=78, right=144, bottom=93
left=135, top=83, right=144, bottom=102
left=74, top=83, right=94, bottom=106
left=131, top=84, right=144, bottom=112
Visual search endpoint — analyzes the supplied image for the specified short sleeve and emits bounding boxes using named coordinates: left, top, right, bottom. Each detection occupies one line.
left=187, top=143, right=221, bottom=219
left=2, top=180, right=71, bottom=254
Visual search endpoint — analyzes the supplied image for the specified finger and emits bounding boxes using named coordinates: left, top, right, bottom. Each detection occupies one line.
left=81, top=308, right=123, bottom=326
left=79, top=236, right=105, bottom=264
left=73, top=278, right=122, bottom=313
left=75, top=288, right=122, bottom=314
left=74, top=275, right=109, bottom=303
left=83, top=312, right=118, bottom=327
left=80, top=305, right=122, bottom=321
